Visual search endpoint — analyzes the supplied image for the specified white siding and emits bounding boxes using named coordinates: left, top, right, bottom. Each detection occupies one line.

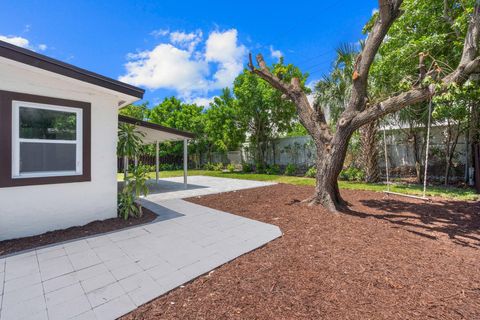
left=0, top=58, right=123, bottom=241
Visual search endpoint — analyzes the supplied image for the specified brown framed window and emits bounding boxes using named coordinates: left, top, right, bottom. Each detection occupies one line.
left=0, top=90, right=91, bottom=188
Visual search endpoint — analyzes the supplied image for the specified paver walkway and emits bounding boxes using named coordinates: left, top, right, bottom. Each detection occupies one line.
left=0, top=177, right=281, bottom=320
left=143, top=175, right=276, bottom=201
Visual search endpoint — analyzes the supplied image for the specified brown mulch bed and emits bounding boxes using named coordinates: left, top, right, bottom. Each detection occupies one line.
left=123, top=184, right=480, bottom=320
left=0, top=209, right=157, bottom=256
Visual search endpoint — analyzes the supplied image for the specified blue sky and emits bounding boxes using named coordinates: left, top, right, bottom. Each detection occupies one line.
left=0, top=0, right=377, bottom=107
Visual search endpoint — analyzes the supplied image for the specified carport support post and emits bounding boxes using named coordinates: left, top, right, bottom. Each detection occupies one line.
left=155, top=141, right=159, bottom=184
left=183, top=138, right=188, bottom=189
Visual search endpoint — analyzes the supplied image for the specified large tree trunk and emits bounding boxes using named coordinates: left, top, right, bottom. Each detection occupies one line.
left=308, top=131, right=351, bottom=212
left=360, top=121, right=380, bottom=182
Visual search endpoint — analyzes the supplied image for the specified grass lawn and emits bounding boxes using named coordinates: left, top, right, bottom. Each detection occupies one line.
left=117, top=170, right=479, bottom=201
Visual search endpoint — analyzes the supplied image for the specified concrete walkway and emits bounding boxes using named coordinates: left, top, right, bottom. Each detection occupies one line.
left=0, top=177, right=281, bottom=320
left=143, top=175, right=276, bottom=201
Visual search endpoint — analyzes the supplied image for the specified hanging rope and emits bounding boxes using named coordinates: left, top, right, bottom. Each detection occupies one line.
left=383, top=124, right=390, bottom=193
left=422, top=98, right=433, bottom=198
left=382, top=104, right=432, bottom=201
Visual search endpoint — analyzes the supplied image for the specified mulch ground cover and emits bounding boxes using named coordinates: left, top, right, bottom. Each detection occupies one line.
left=0, top=208, right=157, bottom=256
left=123, top=184, right=480, bottom=320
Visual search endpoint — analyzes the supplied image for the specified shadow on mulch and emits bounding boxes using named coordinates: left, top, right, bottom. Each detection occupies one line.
left=344, top=196, right=480, bottom=249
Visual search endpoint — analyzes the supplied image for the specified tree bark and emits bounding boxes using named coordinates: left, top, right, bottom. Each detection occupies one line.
left=306, top=129, right=352, bottom=212
left=360, top=121, right=380, bottom=182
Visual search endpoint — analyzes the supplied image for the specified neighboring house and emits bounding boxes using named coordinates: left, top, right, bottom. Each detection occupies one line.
left=0, top=40, right=191, bottom=241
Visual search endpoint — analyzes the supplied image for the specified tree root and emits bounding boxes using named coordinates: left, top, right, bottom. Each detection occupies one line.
left=301, top=193, right=350, bottom=214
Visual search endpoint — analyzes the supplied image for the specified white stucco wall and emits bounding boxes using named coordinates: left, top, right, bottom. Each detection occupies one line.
left=0, top=58, right=130, bottom=241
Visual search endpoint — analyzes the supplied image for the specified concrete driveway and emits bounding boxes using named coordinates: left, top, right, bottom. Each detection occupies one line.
left=0, top=176, right=281, bottom=320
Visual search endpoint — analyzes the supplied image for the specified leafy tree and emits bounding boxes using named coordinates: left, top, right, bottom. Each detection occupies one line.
left=234, top=58, right=309, bottom=167
left=204, top=88, right=246, bottom=154
left=250, top=0, right=480, bottom=212
left=285, top=122, right=308, bottom=137
left=432, top=81, right=480, bottom=184
left=371, top=0, right=478, bottom=184
left=119, top=102, right=150, bottom=120
left=149, top=97, right=205, bottom=157
left=395, top=103, right=431, bottom=183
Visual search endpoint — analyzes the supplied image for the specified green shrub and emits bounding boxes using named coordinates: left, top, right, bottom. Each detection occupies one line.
left=284, top=164, right=297, bottom=176
left=227, top=163, right=236, bottom=172
left=203, top=162, right=214, bottom=170
left=242, top=163, right=253, bottom=173
left=118, top=184, right=139, bottom=220
left=159, top=163, right=180, bottom=171
left=129, top=165, right=149, bottom=198
left=339, top=167, right=365, bottom=181
left=255, top=162, right=266, bottom=174
left=265, top=164, right=281, bottom=175
left=213, top=162, right=224, bottom=171
left=305, top=166, right=317, bottom=178
left=203, top=162, right=224, bottom=171
left=118, top=165, right=149, bottom=220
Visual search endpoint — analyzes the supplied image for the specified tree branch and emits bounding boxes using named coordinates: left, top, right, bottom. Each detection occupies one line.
left=347, top=0, right=403, bottom=113
left=351, top=1, right=480, bottom=129
left=248, top=53, right=332, bottom=143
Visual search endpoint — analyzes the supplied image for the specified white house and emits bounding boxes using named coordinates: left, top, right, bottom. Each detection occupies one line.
left=0, top=40, right=192, bottom=241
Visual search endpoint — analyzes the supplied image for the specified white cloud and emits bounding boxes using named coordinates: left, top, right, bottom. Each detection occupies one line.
left=0, top=34, right=48, bottom=52
left=372, top=8, right=379, bottom=15
left=269, top=45, right=283, bottom=61
left=205, top=29, right=246, bottom=89
left=119, top=43, right=209, bottom=97
left=170, top=30, right=202, bottom=52
left=119, top=28, right=247, bottom=99
left=0, top=35, right=30, bottom=48
left=189, top=96, right=214, bottom=107
left=150, top=29, right=169, bottom=37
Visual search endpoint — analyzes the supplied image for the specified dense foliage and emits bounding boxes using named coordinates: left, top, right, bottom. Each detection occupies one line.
left=312, top=0, right=480, bottom=186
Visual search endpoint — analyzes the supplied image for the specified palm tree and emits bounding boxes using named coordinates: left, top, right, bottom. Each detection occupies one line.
left=315, top=43, right=357, bottom=124
left=117, top=123, right=145, bottom=180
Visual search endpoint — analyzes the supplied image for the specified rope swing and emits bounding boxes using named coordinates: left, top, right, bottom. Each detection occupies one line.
left=382, top=98, right=433, bottom=201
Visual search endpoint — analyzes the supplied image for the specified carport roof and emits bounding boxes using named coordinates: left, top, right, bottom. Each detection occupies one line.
left=119, top=115, right=195, bottom=144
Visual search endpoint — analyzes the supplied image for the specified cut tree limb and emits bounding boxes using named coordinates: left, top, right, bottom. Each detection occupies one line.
left=248, top=53, right=333, bottom=145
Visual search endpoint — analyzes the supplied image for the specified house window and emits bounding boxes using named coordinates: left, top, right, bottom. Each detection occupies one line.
left=12, top=101, right=83, bottom=178
left=0, top=90, right=91, bottom=188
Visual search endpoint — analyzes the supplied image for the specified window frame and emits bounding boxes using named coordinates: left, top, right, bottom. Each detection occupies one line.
left=11, top=101, right=84, bottom=179
left=0, top=90, right=91, bottom=188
